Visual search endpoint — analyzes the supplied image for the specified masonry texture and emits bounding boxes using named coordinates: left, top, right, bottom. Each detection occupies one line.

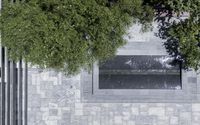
left=28, top=68, right=200, bottom=125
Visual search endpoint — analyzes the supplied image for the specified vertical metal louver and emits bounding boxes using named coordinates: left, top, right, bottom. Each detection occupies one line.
left=0, top=46, right=28, bottom=125
left=0, top=1, right=28, bottom=125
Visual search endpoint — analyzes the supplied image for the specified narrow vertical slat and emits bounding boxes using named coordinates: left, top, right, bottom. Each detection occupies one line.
left=23, top=62, right=28, bottom=125
left=17, top=60, right=22, bottom=125
left=1, top=47, right=6, bottom=125
left=0, top=46, right=2, bottom=125
left=10, top=61, right=18, bottom=125
left=10, top=61, right=14, bottom=125
left=7, top=61, right=10, bottom=125
left=5, top=48, right=11, bottom=125
left=13, top=62, right=18, bottom=125
left=0, top=2, right=4, bottom=125
left=10, top=61, right=13, bottom=125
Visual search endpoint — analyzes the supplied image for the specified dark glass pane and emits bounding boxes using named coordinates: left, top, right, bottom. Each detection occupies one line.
left=99, top=55, right=181, bottom=89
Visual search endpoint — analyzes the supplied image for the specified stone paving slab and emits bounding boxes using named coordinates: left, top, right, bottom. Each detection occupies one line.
left=28, top=68, right=200, bottom=125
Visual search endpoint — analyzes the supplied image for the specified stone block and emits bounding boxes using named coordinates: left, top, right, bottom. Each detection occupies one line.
left=114, top=116, right=122, bottom=124
left=149, top=107, right=165, bottom=116
left=74, top=110, right=83, bottom=116
left=75, top=103, right=83, bottom=110
left=192, top=104, right=200, bottom=112
left=135, top=116, right=154, bottom=125
left=192, top=112, right=200, bottom=122
left=131, top=107, right=139, bottom=115
left=188, top=77, right=197, bottom=83
left=140, top=104, right=148, bottom=112
left=45, top=120, right=58, bottom=125
left=127, top=121, right=135, bottom=125
left=170, top=116, right=179, bottom=125
left=49, top=109, right=58, bottom=116
left=179, top=112, right=192, bottom=125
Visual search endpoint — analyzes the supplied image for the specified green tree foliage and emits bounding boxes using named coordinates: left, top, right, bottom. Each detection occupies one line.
left=1, top=0, right=199, bottom=74
left=0, top=0, right=154, bottom=74
left=163, top=19, right=200, bottom=70
left=147, top=0, right=200, bottom=70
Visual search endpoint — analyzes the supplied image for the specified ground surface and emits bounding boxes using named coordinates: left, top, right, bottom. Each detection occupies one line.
left=28, top=68, right=200, bottom=125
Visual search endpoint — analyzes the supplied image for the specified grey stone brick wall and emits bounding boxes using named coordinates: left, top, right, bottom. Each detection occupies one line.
left=28, top=68, right=200, bottom=125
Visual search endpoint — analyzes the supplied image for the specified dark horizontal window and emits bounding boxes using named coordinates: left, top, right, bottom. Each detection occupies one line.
left=99, top=55, right=181, bottom=89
